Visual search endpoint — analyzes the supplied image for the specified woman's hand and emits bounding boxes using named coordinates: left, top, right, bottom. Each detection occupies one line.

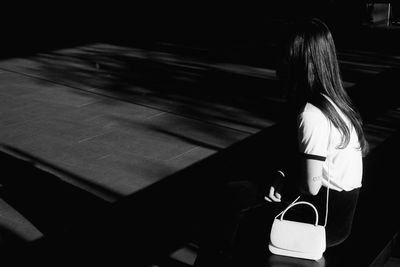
left=265, top=170, right=285, bottom=202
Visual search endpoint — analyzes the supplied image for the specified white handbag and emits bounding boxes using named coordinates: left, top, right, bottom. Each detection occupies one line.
left=268, top=198, right=326, bottom=260
left=268, top=171, right=331, bottom=261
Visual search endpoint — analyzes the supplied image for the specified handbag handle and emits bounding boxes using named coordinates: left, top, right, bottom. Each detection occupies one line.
left=276, top=200, right=319, bottom=226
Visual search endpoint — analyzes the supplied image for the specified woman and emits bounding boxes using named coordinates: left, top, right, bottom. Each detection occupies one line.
left=194, top=18, right=368, bottom=266
left=267, top=17, right=368, bottom=244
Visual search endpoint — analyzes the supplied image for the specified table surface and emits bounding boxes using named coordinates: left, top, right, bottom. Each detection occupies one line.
left=0, top=43, right=278, bottom=202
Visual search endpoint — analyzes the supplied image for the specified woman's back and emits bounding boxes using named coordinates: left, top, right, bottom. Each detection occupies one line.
left=298, top=96, right=363, bottom=192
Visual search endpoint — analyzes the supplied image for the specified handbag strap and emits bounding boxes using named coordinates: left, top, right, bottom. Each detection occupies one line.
left=323, top=160, right=330, bottom=227
left=322, top=125, right=332, bottom=228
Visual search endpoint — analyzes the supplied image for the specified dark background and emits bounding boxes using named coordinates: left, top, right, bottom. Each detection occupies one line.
left=2, top=1, right=394, bottom=58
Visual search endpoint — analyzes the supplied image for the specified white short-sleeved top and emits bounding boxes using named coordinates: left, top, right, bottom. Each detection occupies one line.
left=297, top=97, right=363, bottom=192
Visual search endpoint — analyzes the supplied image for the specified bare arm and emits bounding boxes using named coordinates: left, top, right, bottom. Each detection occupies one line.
left=299, top=158, right=324, bottom=196
left=265, top=158, right=324, bottom=202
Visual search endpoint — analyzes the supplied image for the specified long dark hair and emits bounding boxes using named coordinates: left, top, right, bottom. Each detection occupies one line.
left=277, top=18, right=369, bottom=155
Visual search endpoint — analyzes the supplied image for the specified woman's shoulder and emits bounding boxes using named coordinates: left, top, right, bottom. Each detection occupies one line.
left=298, top=103, right=326, bottom=122
left=297, top=103, right=331, bottom=134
